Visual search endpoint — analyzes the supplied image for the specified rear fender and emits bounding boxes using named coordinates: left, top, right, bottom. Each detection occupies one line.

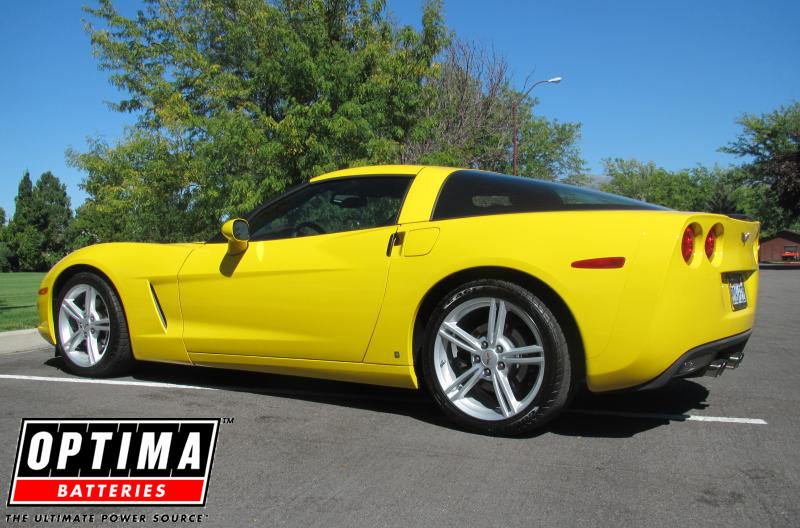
left=587, top=213, right=759, bottom=391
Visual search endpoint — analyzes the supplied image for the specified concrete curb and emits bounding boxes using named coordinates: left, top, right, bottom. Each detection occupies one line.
left=0, top=328, right=38, bottom=337
left=760, top=263, right=800, bottom=270
left=0, top=328, right=51, bottom=355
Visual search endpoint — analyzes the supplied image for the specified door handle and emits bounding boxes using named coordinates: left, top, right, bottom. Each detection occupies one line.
left=386, top=232, right=405, bottom=256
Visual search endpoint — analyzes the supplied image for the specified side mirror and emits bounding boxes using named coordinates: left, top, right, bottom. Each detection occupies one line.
left=221, top=218, right=250, bottom=255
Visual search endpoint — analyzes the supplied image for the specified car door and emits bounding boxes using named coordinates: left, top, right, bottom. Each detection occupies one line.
left=177, top=176, right=412, bottom=362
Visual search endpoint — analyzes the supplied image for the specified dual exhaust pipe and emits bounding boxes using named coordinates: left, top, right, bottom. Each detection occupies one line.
left=704, top=351, right=744, bottom=377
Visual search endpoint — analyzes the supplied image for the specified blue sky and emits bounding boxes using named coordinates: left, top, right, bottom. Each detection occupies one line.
left=1, top=0, right=798, bottom=217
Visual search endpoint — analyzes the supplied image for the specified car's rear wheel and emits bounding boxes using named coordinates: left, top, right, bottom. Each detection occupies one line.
left=55, top=272, right=133, bottom=377
left=422, top=279, right=572, bottom=435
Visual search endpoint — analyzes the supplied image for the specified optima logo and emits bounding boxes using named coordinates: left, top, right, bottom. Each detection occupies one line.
left=7, top=419, right=219, bottom=506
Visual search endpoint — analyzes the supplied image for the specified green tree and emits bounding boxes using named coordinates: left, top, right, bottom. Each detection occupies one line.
left=0, top=207, right=9, bottom=272
left=11, top=171, right=35, bottom=226
left=600, top=158, right=705, bottom=210
left=71, top=0, right=447, bottom=242
left=600, top=158, right=794, bottom=234
left=731, top=182, right=799, bottom=237
left=69, top=131, right=197, bottom=243
left=32, top=172, right=73, bottom=267
left=601, top=158, right=663, bottom=202
left=721, top=102, right=800, bottom=219
left=0, top=245, right=10, bottom=272
left=690, top=165, right=745, bottom=215
left=5, top=171, right=37, bottom=270
left=514, top=116, right=585, bottom=183
left=5, top=171, right=72, bottom=271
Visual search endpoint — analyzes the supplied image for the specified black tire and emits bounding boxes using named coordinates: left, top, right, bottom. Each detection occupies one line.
left=54, top=272, right=133, bottom=377
left=422, top=279, right=572, bottom=436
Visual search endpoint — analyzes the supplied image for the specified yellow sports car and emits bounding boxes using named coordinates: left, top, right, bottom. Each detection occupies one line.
left=36, top=165, right=759, bottom=435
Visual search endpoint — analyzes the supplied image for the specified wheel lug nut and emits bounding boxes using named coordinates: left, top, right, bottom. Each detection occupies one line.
left=481, top=341, right=488, bottom=349
left=496, top=345, right=503, bottom=353
left=498, top=362, right=505, bottom=370
left=484, top=368, right=491, bottom=376
left=473, top=355, right=481, bottom=363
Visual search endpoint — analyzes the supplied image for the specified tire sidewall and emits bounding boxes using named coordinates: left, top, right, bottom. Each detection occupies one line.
left=55, top=272, right=130, bottom=377
left=422, top=280, right=570, bottom=435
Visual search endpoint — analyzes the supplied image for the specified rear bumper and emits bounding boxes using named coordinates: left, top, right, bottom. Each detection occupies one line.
left=636, top=330, right=751, bottom=391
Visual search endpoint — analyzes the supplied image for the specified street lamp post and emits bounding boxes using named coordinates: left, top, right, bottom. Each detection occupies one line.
left=512, top=76, right=562, bottom=176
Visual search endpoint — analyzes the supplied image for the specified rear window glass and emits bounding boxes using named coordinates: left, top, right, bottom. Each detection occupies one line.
left=432, top=170, right=666, bottom=220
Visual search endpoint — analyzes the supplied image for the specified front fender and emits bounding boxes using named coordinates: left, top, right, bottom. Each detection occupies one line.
left=40, top=242, right=200, bottom=364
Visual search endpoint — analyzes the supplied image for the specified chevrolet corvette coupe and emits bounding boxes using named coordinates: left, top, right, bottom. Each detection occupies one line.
left=36, top=165, right=760, bottom=435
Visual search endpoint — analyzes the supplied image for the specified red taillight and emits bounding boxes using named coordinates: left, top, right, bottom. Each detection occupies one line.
left=705, top=229, right=716, bottom=259
left=681, top=226, right=695, bottom=262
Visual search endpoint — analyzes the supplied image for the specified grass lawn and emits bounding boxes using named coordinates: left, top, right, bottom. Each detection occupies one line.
left=0, top=272, right=46, bottom=332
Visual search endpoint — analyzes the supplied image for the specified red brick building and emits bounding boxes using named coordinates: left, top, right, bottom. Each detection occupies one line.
left=759, top=230, right=800, bottom=262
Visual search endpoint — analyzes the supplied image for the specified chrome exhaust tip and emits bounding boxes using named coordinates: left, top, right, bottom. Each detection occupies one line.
left=725, top=351, right=744, bottom=369
left=704, top=359, right=728, bottom=377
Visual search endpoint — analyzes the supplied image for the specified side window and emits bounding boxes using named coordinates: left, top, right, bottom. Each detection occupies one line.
left=432, top=170, right=664, bottom=220
left=248, top=177, right=411, bottom=241
left=432, top=171, right=563, bottom=220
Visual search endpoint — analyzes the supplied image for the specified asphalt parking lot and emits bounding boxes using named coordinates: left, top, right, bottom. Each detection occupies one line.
left=1, top=269, right=798, bottom=527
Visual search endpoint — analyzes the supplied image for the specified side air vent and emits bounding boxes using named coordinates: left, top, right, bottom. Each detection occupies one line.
left=149, top=282, right=168, bottom=330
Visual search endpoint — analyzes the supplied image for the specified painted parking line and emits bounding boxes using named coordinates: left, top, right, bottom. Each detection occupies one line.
left=568, top=409, right=767, bottom=425
left=0, top=373, right=416, bottom=403
left=0, top=374, right=217, bottom=391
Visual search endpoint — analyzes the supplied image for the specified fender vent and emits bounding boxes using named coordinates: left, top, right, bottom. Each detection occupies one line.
left=149, top=282, right=168, bottom=330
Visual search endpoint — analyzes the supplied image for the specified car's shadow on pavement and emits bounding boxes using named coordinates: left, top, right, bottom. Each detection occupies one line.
left=551, top=381, right=710, bottom=438
left=44, top=356, right=710, bottom=439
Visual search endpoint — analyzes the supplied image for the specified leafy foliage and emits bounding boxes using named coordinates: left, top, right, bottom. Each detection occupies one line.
left=0, top=244, right=10, bottom=273
left=600, top=158, right=797, bottom=236
left=33, top=172, right=74, bottom=267
left=721, top=102, right=800, bottom=220
left=71, top=0, right=448, bottom=242
left=24, top=2, right=795, bottom=255
left=4, top=172, right=38, bottom=271
left=70, top=1, right=586, bottom=243
left=600, top=159, right=706, bottom=211
left=0, top=207, right=7, bottom=272
left=3, top=171, right=73, bottom=271
left=68, top=132, right=199, bottom=243
left=514, top=116, right=586, bottom=184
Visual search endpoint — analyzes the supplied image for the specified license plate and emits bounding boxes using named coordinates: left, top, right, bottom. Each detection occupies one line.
left=728, top=273, right=747, bottom=311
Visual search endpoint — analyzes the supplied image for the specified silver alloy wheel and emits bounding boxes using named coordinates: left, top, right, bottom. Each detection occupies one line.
left=433, top=297, right=546, bottom=421
left=57, top=284, right=111, bottom=367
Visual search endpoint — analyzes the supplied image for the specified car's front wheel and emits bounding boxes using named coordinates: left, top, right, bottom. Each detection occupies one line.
left=422, top=279, right=572, bottom=435
left=55, top=272, right=133, bottom=377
